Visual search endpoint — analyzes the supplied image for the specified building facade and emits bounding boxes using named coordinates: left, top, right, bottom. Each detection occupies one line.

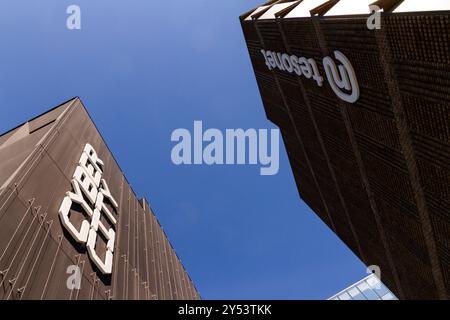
left=329, top=274, right=397, bottom=300
left=0, top=98, right=199, bottom=300
left=240, top=0, right=450, bottom=299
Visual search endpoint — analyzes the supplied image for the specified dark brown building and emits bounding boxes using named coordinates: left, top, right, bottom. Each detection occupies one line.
left=0, top=97, right=200, bottom=300
left=240, top=0, right=449, bottom=299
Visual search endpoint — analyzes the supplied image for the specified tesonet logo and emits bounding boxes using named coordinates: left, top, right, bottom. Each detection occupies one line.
left=260, top=49, right=360, bottom=103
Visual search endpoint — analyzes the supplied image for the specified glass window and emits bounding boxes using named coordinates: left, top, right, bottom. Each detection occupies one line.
left=328, top=275, right=397, bottom=300
left=373, top=283, right=390, bottom=297
left=358, top=282, right=380, bottom=300
left=348, top=287, right=366, bottom=300
left=367, top=275, right=380, bottom=288
left=338, top=292, right=351, bottom=300
left=381, top=292, right=396, bottom=300
left=367, top=276, right=390, bottom=297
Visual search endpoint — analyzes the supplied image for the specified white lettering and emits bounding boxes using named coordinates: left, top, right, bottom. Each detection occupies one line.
left=260, top=49, right=359, bottom=103
left=58, top=144, right=119, bottom=275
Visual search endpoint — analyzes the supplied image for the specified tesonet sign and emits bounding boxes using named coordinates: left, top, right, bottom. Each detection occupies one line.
left=58, top=143, right=119, bottom=275
left=260, top=49, right=360, bottom=103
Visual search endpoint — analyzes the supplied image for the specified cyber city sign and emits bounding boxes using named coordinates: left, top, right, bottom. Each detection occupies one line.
left=260, top=49, right=360, bottom=103
left=58, top=143, right=119, bottom=275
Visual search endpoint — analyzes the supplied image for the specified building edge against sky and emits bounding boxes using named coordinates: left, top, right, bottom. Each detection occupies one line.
left=0, top=97, right=200, bottom=300
left=240, top=0, right=450, bottom=299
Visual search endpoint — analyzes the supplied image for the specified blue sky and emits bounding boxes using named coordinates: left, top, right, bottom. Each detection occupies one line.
left=0, top=0, right=367, bottom=299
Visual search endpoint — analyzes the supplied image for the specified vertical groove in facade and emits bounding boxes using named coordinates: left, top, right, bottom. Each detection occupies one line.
left=266, top=15, right=368, bottom=262
left=253, top=18, right=338, bottom=233
left=309, top=14, right=405, bottom=299
left=374, top=18, right=448, bottom=299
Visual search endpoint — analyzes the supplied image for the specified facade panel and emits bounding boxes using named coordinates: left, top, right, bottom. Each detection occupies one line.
left=241, top=0, right=450, bottom=299
left=0, top=98, right=199, bottom=300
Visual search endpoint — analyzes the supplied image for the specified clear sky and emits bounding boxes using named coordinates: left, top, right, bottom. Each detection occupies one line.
left=0, top=0, right=367, bottom=299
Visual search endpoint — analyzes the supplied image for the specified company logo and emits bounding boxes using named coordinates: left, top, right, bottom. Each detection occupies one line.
left=323, top=51, right=360, bottom=103
left=58, top=143, right=119, bottom=275
left=260, top=49, right=360, bottom=103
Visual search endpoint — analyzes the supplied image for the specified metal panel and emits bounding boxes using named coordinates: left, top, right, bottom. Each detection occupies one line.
left=241, top=5, right=450, bottom=299
left=0, top=99, right=199, bottom=300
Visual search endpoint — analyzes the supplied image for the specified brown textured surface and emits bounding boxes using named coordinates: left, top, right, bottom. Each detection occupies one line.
left=241, top=8, right=450, bottom=300
left=0, top=98, right=200, bottom=300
